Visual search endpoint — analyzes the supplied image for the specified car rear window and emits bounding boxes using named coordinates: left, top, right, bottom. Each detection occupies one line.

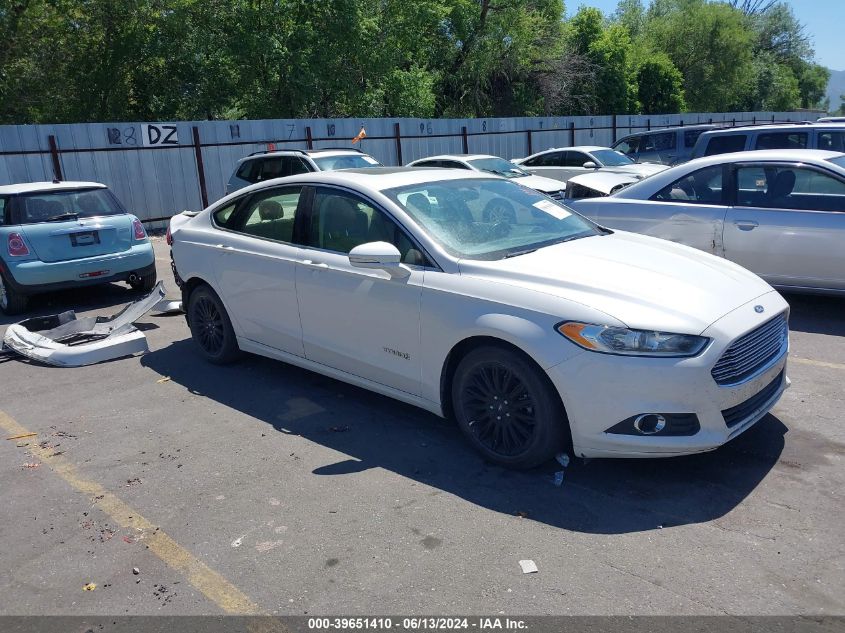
left=15, top=188, right=126, bottom=224
left=705, top=134, right=747, bottom=156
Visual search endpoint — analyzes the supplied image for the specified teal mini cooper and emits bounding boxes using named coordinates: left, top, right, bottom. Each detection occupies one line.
left=0, top=181, right=156, bottom=315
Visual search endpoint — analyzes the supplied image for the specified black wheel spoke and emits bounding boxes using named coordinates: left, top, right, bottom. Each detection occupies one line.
left=458, top=360, right=538, bottom=458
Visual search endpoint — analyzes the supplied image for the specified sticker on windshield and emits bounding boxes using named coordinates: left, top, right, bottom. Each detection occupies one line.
left=362, top=156, right=380, bottom=165
left=533, top=199, right=571, bottom=220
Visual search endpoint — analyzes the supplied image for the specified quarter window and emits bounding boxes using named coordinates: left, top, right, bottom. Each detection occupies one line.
left=614, top=137, right=640, bottom=155
left=652, top=165, right=724, bottom=204
left=213, top=202, right=237, bottom=227
left=307, top=188, right=427, bottom=265
left=642, top=132, right=676, bottom=151
left=819, top=131, right=845, bottom=153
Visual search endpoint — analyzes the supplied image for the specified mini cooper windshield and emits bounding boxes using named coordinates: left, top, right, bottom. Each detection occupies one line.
left=386, top=178, right=601, bottom=260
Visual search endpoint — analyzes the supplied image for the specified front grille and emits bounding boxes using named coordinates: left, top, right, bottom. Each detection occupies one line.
left=711, top=313, right=788, bottom=386
left=548, top=190, right=565, bottom=201
left=721, top=371, right=784, bottom=428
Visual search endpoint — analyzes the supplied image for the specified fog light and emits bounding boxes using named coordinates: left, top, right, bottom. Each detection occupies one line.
left=605, top=413, right=700, bottom=436
left=633, top=414, right=666, bottom=435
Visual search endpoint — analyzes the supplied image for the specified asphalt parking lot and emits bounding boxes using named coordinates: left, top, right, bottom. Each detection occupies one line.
left=0, top=237, right=843, bottom=616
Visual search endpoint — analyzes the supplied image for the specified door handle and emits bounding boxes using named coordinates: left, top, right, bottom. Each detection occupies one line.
left=214, top=244, right=234, bottom=250
left=300, top=259, right=329, bottom=269
left=733, top=220, right=758, bottom=231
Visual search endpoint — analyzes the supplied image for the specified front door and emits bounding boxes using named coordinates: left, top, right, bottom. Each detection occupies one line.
left=211, top=185, right=306, bottom=356
left=295, top=186, right=427, bottom=395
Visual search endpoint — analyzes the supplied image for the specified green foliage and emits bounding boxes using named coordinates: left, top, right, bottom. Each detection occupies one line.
left=635, top=53, right=686, bottom=114
left=0, top=0, right=831, bottom=123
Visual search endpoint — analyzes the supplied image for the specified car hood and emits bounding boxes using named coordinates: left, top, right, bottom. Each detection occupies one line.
left=459, top=231, right=774, bottom=334
left=604, top=163, right=668, bottom=178
left=513, top=174, right=566, bottom=193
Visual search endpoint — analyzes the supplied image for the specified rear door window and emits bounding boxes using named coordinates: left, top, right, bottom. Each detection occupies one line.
left=642, top=132, right=676, bottom=151
left=705, top=135, right=747, bottom=156
left=736, top=165, right=845, bottom=212
left=754, top=132, right=808, bottom=150
left=232, top=187, right=304, bottom=243
left=525, top=151, right=563, bottom=167
left=652, top=165, right=724, bottom=204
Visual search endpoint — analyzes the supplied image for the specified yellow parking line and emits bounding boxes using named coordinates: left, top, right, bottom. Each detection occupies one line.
left=790, top=357, right=845, bottom=371
left=0, top=410, right=261, bottom=615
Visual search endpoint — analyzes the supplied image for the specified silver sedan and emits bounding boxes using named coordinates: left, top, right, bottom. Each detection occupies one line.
left=569, top=149, right=845, bottom=294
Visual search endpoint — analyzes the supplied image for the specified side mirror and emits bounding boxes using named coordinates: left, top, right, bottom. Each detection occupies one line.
left=349, top=242, right=408, bottom=277
left=582, top=161, right=598, bottom=169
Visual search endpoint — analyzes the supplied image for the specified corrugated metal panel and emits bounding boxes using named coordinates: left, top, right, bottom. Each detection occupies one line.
left=0, top=111, right=812, bottom=221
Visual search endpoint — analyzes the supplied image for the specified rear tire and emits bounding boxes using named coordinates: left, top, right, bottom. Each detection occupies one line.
left=451, top=345, right=568, bottom=469
left=187, top=284, right=241, bottom=364
left=129, top=269, right=157, bottom=293
left=0, top=272, right=29, bottom=315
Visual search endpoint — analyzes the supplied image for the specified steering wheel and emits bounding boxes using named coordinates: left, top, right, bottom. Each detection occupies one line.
left=482, top=199, right=516, bottom=224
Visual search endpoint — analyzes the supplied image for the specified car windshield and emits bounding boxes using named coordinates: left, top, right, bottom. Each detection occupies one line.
left=590, top=149, right=634, bottom=166
left=312, top=154, right=382, bottom=170
left=17, top=187, right=125, bottom=224
left=384, top=178, right=600, bottom=260
left=826, top=156, right=845, bottom=169
left=466, top=157, right=529, bottom=179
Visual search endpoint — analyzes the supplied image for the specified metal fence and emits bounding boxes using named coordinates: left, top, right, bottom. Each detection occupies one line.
left=0, top=111, right=815, bottom=226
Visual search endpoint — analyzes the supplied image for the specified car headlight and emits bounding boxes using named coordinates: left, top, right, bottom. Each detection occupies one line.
left=556, top=322, right=709, bottom=357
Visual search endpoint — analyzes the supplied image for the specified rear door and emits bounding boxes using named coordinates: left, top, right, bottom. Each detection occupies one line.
left=210, top=185, right=307, bottom=355
left=723, top=162, right=845, bottom=290
left=14, top=188, right=134, bottom=263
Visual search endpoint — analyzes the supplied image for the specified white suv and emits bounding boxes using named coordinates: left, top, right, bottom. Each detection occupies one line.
left=226, top=148, right=382, bottom=194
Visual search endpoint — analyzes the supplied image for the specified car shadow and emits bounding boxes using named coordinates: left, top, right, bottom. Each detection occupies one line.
left=141, top=339, right=786, bottom=535
left=782, top=292, right=845, bottom=336
left=0, top=282, right=143, bottom=327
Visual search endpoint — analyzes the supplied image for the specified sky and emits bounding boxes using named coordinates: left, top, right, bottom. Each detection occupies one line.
left=570, top=0, right=844, bottom=71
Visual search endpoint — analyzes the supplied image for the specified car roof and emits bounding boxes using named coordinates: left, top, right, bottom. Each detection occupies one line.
left=699, top=123, right=845, bottom=135
left=0, top=181, right=106, bottom=195
left=240, top=148, right=367, bottom=162
left=616, top=124, right=719, bottom=139
left=527, top=146, right=607, bottom=157
left=410, top=154, right=496, bottom=162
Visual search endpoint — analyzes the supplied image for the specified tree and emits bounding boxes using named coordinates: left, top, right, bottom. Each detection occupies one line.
left=635, top=53, right=686, bottom=114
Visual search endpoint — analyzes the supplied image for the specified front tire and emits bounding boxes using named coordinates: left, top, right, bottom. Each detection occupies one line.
left=451, top=346, right=568, bottom=469
left=0, top=272, right=29, bottom=315
left=187, top=285, right=241, bottom=364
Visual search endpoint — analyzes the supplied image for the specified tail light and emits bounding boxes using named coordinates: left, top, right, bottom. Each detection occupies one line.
left=132, top=218, right=147, bottom=240
left=8, top=232, right=30, bottom=257
left=166, top=225, right=172, bottom=246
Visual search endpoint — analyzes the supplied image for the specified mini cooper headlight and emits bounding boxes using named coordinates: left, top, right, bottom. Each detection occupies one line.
left=556, top=322, right=709, bottom=357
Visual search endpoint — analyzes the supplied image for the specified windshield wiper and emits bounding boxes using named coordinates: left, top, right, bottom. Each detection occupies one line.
left=503, top=248, right=538, bottom=259
left=46, top=213, right=79, bottom=222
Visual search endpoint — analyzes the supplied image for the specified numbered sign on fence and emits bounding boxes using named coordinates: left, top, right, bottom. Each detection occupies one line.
left=141, top=124, right=179, bottom=147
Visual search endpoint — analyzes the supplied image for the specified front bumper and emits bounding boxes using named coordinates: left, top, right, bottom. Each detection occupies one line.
left=3, top=243, right=155, bottom=294
left=548, top=291, right=790, bottom=458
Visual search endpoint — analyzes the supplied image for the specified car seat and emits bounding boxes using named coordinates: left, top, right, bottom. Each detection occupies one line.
left=319, top=196, right=368, bottom=252
left=258, top=200, right=284, bottom=221
left=768, top=170, right=796, bottom=207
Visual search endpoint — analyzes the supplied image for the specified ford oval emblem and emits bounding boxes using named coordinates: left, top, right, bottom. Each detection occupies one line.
left=754, top=305, right=765, bottom=314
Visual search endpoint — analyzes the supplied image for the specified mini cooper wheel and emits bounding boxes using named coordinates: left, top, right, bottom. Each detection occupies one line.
left=0, top=272, right=28, bottom=315
left=187, top=285, right=241, bottom=364
left=452, top=346, right=568, bottom=469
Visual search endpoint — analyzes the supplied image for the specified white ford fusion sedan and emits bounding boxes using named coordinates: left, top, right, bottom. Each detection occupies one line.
left=169, top=168, right=789, bottom=468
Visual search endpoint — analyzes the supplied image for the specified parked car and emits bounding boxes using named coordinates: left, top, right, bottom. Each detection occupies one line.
left=0, top=181, right=156, bottom=314
left=407, top=154, right=566, bottom=200
left=569, top=149, right=845, bottom=294
left=512, top=146, right=667, bottom=183
left=817, top=116, right=845, bottom=123
left=563, top=172, right=638, bottom=201
left=690, top=123, right=845, bottom=160
left=226, top=147, right=383, bottom=194
left=170, top=168, right=788, bottom=467
left=612, top=124, right=720, bottom=165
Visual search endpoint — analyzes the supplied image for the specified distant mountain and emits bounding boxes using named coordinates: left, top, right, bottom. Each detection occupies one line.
left=826, top=68, right=845, bottom=113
